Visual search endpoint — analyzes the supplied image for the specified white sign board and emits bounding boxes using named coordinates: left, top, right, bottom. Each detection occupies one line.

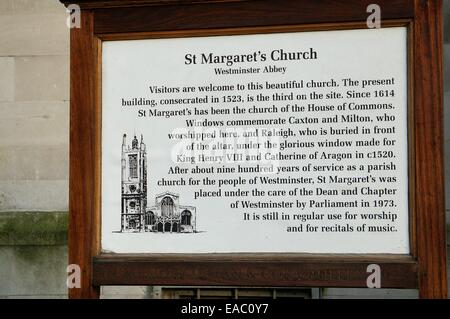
left=101, top=27, right=409, bottom=254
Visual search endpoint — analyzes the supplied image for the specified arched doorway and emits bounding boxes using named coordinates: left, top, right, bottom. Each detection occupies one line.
left=157, top=222, right=163, bottom=232
left=129, top=219, right=136, bottom=230
left=164, top=222, right=171, bottom=232
left=181, top=210, right=192, bottom=226
left=161, top=197, right=174, bottom=217
left=172, top=222, right=179, bottom=233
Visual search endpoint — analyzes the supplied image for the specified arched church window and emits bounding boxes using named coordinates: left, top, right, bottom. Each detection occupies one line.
left=181, top=210, right=191, bottom=225
left=161, top=197, right=174, bottom=217
left=129, top=154, right=138, bottom=178
left=129, top=201, right=136, bottom=209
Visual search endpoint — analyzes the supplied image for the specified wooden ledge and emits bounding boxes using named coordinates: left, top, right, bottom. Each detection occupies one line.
left=59, top=0, right=250, bottom=9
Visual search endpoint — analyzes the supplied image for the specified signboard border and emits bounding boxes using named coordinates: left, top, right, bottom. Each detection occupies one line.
left=66, top=0, right=446, bottom=299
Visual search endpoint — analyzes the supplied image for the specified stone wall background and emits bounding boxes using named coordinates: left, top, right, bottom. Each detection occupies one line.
left=0, top=0, right=69, bottom=212
left=0, top=0, right=69, bottom=298
left=0, top=0, right=448, bottom=299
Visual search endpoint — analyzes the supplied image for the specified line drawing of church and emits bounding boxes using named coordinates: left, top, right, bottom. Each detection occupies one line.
left=120, top=133, right=197, bottom=233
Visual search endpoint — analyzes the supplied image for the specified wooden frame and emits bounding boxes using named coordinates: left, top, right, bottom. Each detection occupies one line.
left=63, top=0, right=447, bottom=299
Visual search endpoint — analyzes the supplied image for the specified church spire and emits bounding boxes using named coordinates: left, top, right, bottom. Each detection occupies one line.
left=140, top=134, right=146, bottom=151
left=122, top=134, right=127, bottom=151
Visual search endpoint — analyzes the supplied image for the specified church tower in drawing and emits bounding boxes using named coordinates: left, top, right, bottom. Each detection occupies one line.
left=120, top=132, right=196, bottom=233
